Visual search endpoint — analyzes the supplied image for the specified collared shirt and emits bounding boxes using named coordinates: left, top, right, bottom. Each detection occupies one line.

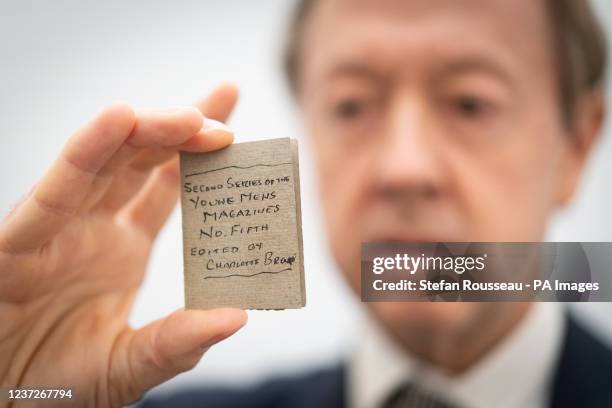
left=348, top=302, right=565, bottom=408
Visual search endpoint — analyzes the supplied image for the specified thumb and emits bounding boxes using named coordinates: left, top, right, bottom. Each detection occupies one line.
left=110, top=308, right=247, bottom=405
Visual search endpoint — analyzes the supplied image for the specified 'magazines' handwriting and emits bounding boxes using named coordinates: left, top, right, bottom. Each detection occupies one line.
left=201, top=204, right=280, bottom=224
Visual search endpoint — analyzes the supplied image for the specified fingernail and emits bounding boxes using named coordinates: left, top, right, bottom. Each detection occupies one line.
left=202, top=118, right=233, bottom=135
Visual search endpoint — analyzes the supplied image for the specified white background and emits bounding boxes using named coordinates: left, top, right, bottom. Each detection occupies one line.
left=1, top=0, right=611, bottom=397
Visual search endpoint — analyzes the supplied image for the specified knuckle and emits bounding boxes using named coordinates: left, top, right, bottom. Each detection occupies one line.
left=33, top=192, right=78, bottom=218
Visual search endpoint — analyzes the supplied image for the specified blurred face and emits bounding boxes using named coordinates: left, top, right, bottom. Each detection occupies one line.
left=298, top=0, right=583, bottom=338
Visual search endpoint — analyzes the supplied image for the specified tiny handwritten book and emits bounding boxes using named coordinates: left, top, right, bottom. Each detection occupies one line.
left=179, top=138, right=306, bottom=310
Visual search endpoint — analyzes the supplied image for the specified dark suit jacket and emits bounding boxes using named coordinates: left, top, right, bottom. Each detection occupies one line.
left=139, top=314, right=612, bottom=408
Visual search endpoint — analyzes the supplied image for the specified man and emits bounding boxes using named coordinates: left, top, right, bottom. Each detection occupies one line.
left=0, top=0, right=610, bottom=407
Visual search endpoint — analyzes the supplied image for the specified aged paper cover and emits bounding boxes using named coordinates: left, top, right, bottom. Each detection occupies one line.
left=179, top=138, right=305, bottom=309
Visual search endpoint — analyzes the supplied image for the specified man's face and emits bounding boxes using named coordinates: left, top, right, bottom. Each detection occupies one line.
left=298, top=0, right=580, bottom=335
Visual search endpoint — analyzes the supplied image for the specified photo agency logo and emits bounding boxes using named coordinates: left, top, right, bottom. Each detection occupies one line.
left=371, top=252, right=487, bottom=275
left=361, top=242, right=612, bottom=302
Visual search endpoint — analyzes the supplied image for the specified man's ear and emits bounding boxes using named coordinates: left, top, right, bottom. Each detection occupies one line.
left=556, top=89, right=606, bottom=207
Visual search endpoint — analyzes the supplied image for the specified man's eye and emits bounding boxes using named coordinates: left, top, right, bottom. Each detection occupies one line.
left=455, top=96, right=490, bottom=117
left=334, top=99, right=365, bottom=119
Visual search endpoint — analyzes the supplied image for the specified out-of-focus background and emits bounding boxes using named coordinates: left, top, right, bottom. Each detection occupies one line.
left=1, top=0, right=611, bottom=398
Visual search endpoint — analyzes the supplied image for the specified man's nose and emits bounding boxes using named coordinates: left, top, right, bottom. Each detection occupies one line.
left=374, top=94, right=444, bottom=200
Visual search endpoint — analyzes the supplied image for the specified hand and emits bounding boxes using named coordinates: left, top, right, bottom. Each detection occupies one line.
left=0, top=83, right=248, bottom=407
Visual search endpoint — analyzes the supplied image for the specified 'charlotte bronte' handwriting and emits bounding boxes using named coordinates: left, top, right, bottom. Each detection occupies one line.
left=203, top=251, right=296, bottom=272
